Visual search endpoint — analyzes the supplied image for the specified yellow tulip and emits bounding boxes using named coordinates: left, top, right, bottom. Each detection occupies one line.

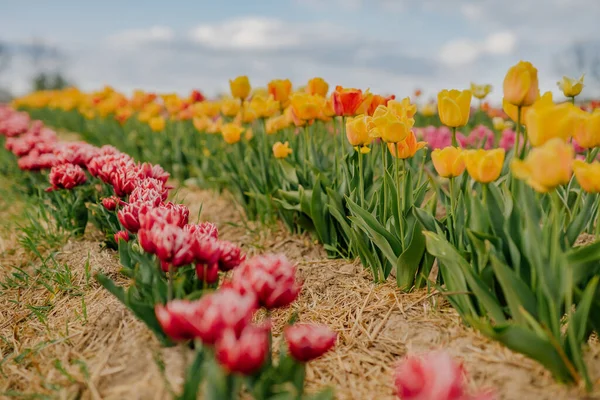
left=290, top=92, right=325, bottom=121
left=420, top=102, right=437, bottom=117
left=511, top=138, right=574, bottom=192
left=387, top=130, right=426, bottom=159
left=368, top=105, right=414, bottom=143
left=470, top=83, right=492, bottom=100
left=464, top=148, right=505, bottom=183
left=221, top=97, right=242, bottom=117
left=431, top=147, right=466, bottom=178
left=558, top=74, right=584, bottom=98
left=492, top=117, right=513, bottom=131
left=346, top=114, right=372, bottom=150
left=525, top=98, right=576, bottom=147
left=503, top=61, right=538, bottom=107
left=267, top=79, right=293, bottom=104
left=250, top=95, right=280, bottom=118
left=229, top=75, right=251, bottom=99
left=192, top=101, right=221, bottom=118
left=273, top=141, right=293, bottom=159
left=306, top=77, right=329, bottom=97
left=193, top=116, right=211, bottom=132
left=149, top=116, right=166, bottom=132
left=207, top=118, right=223, bottom=134
left=241, top=102, right=258, bottom=123
left=266, top=115, right=291, bottom=135
left=502, top=90, right=546, bottom=124
left=221, top=123, right=244, bottom=144
left=387, top=97, right=417, bottom=119
left=572, top=109, right=600, bottom=149
left=437, top=89, right=472, bottom=127
left=573, top=160, right=600, bottom=193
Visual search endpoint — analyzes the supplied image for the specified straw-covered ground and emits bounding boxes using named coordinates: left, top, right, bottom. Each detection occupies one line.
left=1, top=179, right=600, bottom=399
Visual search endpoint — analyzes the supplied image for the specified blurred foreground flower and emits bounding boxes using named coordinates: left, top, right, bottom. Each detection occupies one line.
left=393, top=351, right=495, bottom=400
left=573, top=160, right=600, bottom=193
left=284, top=324, right=337, bottom=362
left=511, top=138, right=574, bottom=192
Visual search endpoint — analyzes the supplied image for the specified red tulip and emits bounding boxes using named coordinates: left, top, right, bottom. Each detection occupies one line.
left=102, top=196, right=119, bottom=211
left=139, top=204, right=189, bottom=231
left=188, top=288, right=257, bottom=345
left=393, top=351, right=466, bottom=400
left=331, top=86, right=363, bottom=116
left=195, top=262, right=219, bottom=284
left=136, top=177, right=171, bottom=200
left=284, top=324, right=336, bottom=362
left=184, top=222, right=219, bottom=239
left=118, top=201, right=152, bottom=233
left=114, top=230, right=130, bottom=243
left=161, top=202, right=189, bottom=224
left=192, top=235, right=222, bottom=265
left=190, top=89, right=206, bottom=103
left=146, top=224, right=195, bottom=267
left=110, top=168, right=140, bottom=197
left=215, top=325, right=269, bottom=375
left=128, top=187, right=164, bottom=207
left=138, top=162, right=170, bottom=184
left=155, top=300, right=201, bottom=341
left=54, top=142, right=98, bottom=166
left=232, top=254, right=301, bottom=309
left=47, top=163, right=87, bottom=191
left=217, top=240, right=245, bottom=271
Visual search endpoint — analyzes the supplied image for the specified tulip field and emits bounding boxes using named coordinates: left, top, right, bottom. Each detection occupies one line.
left=1, top=63, right=600, bottom=399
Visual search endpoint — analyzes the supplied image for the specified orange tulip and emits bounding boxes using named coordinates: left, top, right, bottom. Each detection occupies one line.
left=368, top=94, right=395, bottom=116
left=221, top=123, right=244, bottom=144
left=331, top=86, right=363, bottom=116
left=387, top=131, right=426, bottom=159
left=290, top=92, right=325, bottom=121
left=267, top=79, right=293, bottom=105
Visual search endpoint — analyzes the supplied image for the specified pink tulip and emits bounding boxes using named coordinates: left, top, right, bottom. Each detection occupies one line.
left=138, top=162, right=170, bottom=183
left=394, top=351, right=466, bottom=400
left=139, top=204, right=189, bottom=231
left=128, top=187, right=164, bottom=207
left=155, top=300, right=201, bottom=341
left=188, top=288, right=257, bottom=345
left=54, top=142, right=99, bottom=166
left=144, top=224, right=195, bottom=267
left=216, top=240, right=245, bottom=271
left=118, top=201, right=153, bottom=233
left=284, top=323, right=337, bottom=362
left=232, top=254, right=301, bottom=309
left=195, top=262, right=219, bottom=284
left=184, top=222, right=219, bottom=239
left=47, top=163, right=87, bottom=191
left=110, top=168, right=140, bottom=197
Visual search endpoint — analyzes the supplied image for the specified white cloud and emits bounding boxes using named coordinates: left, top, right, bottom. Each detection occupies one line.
left=106, top=26, right=175, bottom=47
left=440, top=31, right=516, bottom=66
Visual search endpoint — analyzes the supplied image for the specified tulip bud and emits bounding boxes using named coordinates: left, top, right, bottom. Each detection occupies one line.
left=102, top=196, right=119, bottom=211
left=229, top=76, right=251, bottom=100
left=114, top=230, right=130, bottom=243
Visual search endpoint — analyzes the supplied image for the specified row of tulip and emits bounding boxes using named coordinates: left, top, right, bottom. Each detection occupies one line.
left=0, top=104, right=497, bottom=400
left=0, top=105, right=341, bottom=399
left=10, top=61, right=600, bottom=390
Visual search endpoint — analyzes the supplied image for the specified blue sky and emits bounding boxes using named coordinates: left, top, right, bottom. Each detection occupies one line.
left=1, top=0, right=599, bottom=101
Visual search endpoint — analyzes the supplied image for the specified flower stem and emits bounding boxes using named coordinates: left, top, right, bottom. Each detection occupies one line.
left=449, top=177, right=456, bottom=245
left=358, top=150, right=365, bottom=208
left=168, top=263, right=174, bottom=301
left=514, top=106, right=522, bottom=160
left=571, top=96, right=576, bottom=105
left=394, top=154, right=403, bottom=245
left=451, top=126, right=458, bottom=147
left=381, top=141, right=388, bottom=223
